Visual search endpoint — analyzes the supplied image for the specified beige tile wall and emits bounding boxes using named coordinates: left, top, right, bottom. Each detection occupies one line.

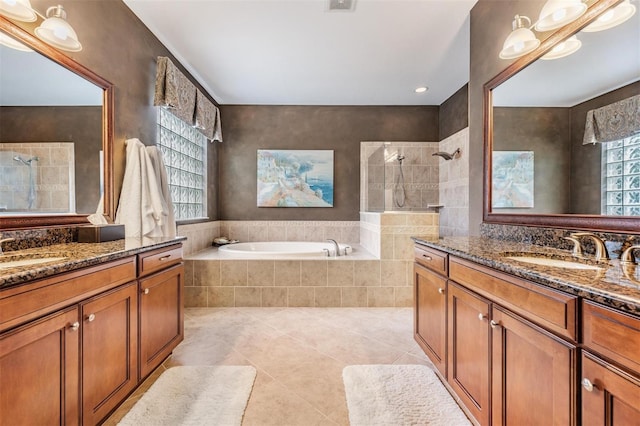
left=177, top=221, right=220, bottom=255
left=183, top=213, right=438, bottom=308
left=438, top=127, right=470, bottom=236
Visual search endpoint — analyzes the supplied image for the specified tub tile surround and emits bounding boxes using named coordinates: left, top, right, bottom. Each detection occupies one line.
left=183, top=214, right=438, bottom=308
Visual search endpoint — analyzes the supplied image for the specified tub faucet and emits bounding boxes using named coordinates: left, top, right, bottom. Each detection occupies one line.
left=570, top=233, right=609, bottom=262
left=327, top=239, right=340, bottom=257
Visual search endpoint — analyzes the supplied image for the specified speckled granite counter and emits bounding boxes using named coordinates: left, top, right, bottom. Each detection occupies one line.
left=0, top=236, right=186, bottom=289
left=413, top=236, right=640, bottom=316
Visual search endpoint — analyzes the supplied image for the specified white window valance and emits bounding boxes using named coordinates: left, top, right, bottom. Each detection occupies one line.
left=153, top=56, right=223, bottom=142
left=583, top=94, right=640, bottom=144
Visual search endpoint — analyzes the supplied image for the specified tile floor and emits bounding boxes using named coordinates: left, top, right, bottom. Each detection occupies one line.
left=104, top=307, right=435, bottom=425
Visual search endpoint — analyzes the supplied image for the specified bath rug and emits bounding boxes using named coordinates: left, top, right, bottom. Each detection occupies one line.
left=118, top=365, right=256, bottom=426
left=342, top=364, right=471, bottom=426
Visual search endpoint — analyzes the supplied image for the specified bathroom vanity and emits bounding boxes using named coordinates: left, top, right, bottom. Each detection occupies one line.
left=0, top=237, right=185, bottom=425
left=413, top=237, right=640, bottom=426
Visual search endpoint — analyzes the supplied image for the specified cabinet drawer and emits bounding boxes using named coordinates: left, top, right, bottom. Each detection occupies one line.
left=583, top=301, right=640, bottom=374
left=414, top=245, right=448, bottom=275
left=449, top=257, right=577, bottom=341
left=138, top=244, right=183, bottom=277
left=0, top=256, right=136, bottom=332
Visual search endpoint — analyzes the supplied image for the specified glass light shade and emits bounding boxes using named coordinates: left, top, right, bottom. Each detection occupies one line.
left=35, top=7, right=82, bottom=52
left=0, top=0, right=36, bottom=22
left=535, top=0, right=587, bottom=32
left=541, top=35, right=581, bottom=59
left=499, top=27, right=541, bottom=59
left=0, top=31, right=32, bottom=51
left=582, top=0, right=636, bottom=32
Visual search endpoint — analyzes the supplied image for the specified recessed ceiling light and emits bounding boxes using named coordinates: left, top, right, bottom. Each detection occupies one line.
left=415, top=86, right=428, bottom=93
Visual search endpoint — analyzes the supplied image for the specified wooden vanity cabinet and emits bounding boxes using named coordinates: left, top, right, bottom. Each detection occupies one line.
left=414, top=245, right=448, bottom=377
left=581, top=301, right=640, bottom=426
left=0, top=307, right=80, bottom=426
left=81, top=282, right=138, bottom=426
left=138, top=245, right=184, bottom=379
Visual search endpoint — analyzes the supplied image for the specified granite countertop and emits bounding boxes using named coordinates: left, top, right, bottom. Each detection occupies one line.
left=0, top=236, right=186, bottom=289
left=412, top=236, right=640, bottom=317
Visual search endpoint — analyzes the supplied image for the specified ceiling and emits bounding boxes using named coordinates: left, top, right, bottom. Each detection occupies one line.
left=123, top=0, right=478, bottom=106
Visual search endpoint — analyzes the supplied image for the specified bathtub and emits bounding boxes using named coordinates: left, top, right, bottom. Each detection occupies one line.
left=217, top=241, right=352, bottom=258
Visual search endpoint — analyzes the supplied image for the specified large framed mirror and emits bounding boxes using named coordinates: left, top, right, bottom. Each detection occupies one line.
left=0, top=16, right=114, bottom=229
left=484, top=0, right=640, bottom=233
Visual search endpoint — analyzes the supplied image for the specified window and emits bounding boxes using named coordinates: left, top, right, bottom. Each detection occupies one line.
left=602, top=135, right=640, bottom=216
left=157, top=108, right=207, bottom=221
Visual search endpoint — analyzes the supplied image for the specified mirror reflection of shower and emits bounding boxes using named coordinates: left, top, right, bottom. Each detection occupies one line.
left=393, top=154, right=406, bottom=208
left=13, top=155, right=39, bottom=210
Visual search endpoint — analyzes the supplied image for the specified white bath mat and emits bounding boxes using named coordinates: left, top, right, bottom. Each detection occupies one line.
left=342, top=364, right=471, bottom=426
left=118, top=366, right=256, bottom=426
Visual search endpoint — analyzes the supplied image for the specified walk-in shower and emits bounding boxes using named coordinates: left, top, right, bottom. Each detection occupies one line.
left=12, top=155, right=39, bottom=210
left=361, top=141, right=441, bottom=212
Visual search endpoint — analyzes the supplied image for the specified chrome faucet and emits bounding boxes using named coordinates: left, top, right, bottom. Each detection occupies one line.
left=326, top=239, right=340, bottom=257
left=620, top=245, right=640, bottom=264
left=0, top=237, right=15, bottom=255
left=570, top=233, right=609, bottom=262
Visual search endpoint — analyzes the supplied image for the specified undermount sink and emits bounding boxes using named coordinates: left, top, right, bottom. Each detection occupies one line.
left=505, top=255, right=602, bottom=270
left=0, top=254, right=68, bottom=269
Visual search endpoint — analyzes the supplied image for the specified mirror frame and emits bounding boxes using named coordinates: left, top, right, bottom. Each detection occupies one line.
left=0, top=16, right=114, bottom=230
left=483, top=0, right=640, bottom=234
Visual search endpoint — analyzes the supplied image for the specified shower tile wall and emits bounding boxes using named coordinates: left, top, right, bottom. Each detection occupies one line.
left=361, top=141, right=440, bottom=211
left=0, top=143, right=74, bottom=213
left=438, top=127, right=470, bottom=236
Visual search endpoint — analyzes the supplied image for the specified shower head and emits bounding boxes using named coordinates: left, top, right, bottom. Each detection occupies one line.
left=396, top=154, right=405, bottom=163
left=13, top=155, right=39, bottom=165
left=432, top=148, right=461, bottom=161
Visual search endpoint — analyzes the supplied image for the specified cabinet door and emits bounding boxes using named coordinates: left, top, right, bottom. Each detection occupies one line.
left=582, top=351, right=640, bottom=426
left=414, top=264, right=447, bottom=377
left=491, top=307, right=576, bottom=426
left=139, top=264, right=184, bottom=378
left=0, top=307, right=80, bottom=426
left=448, top=282, right=491, bottom=426
left=81, top=282, right=138, bottom=426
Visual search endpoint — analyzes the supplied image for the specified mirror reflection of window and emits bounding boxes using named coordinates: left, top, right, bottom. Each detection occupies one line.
left=602, top=136, right=640, bottom=216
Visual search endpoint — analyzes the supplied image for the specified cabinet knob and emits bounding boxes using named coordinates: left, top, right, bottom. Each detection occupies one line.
left=87, top=313, right=96, bottom=322
left=438, top=288, right=445, bottom=294
left=490, top=320, right=501, bottom=329
left=478, top=313, right=487, bottom=321
left=69, top=322, right=80, bottom=331
left=581, top=378, right=596, bottom=392
left=143, top=288, right=150, bottom=295
left=159, top=255, right=171, bottom=261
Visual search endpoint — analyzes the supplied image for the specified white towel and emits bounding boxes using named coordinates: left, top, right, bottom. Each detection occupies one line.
left=146, top=146, right=176, bottom=237
left=115, top=138, right=173, bottom=238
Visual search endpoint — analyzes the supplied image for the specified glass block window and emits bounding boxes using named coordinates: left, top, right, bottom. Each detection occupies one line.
left=157, top=108, right=207, bottom=221
left=602, top=135, right=640, bottom=216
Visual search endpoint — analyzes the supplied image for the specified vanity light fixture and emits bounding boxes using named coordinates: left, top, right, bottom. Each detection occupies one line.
left=534, top=0, right=587, bottom=32
left=0, top=2, right=82, bottom=52
left=0, top=31, right=32, bottom=51
left=499, top=15, right=541, bottom=60
left=582, top=0, right=636, bottom=32
left=415, top=86, right=428, bottom=93
left=541, top=34, right=582, bottom=59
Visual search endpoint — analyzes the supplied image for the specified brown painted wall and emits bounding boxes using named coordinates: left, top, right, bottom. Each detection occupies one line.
left=439, top=84, right=469, bottom=141
left=15, top=0, right=220, bottom=220
left=219, top=105, right=438, bottom=221
left=570, top=81, right=640, bottom=214
left=0, top=106, right=102, bottom=213
left=493, top=107, right=571, bottom=214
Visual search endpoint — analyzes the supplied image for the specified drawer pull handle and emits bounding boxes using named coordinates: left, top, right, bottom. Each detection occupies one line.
left=159, top=255, right=171, bottom=261
left=69, top=322, right=80, bottom=331
left=87, top=313, right=96, bottom=322
left=422, top=255, right=432, bottom=261
left=143, top=288, right=150, bottom=295
left=438, top=288, right=445, bottom=294
left=490, top=320, right=501, bottom=329
left=581, top=378, right=597, bottom=392
left=478, top=313, right=487, bottom=321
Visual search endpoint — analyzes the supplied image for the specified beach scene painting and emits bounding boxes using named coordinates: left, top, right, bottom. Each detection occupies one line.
left=257, top=149, right=334, bottom=207
left=492, top=150, right=534, bottom=208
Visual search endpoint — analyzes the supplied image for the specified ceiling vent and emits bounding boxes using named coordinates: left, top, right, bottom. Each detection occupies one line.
left=327, top=0, right=356, bottom=12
